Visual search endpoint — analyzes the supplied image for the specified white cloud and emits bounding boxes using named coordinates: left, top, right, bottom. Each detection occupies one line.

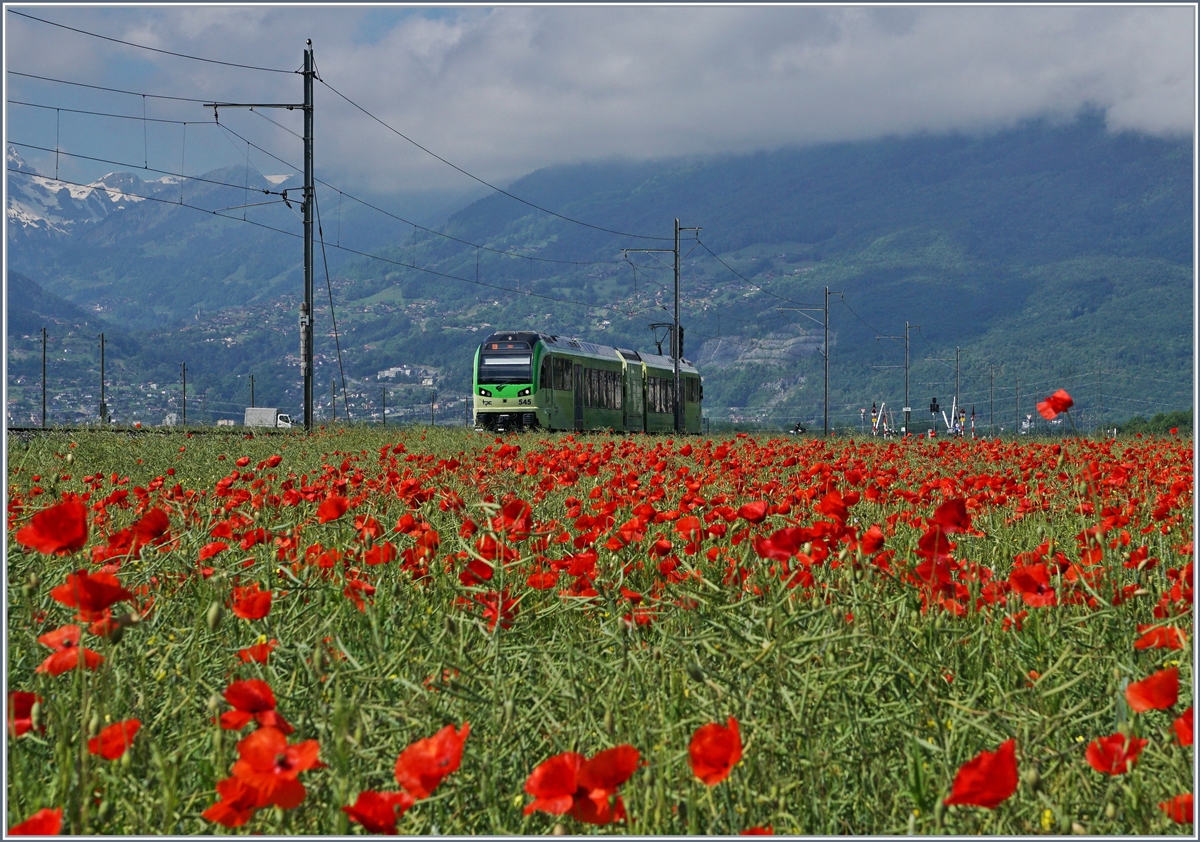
left=4, top=6, right=1193, bottom=193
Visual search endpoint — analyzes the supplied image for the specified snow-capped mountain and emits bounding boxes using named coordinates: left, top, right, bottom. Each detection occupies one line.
left=6, top=145, right=156, bottom=239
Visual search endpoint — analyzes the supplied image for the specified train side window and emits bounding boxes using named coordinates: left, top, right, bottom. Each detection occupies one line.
left=540, top=359, right=551, bottom=389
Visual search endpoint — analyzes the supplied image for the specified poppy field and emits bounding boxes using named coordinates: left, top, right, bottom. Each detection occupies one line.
left=4, top=421, right=1194, bottom=835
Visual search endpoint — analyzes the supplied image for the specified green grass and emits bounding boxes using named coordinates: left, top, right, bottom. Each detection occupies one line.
left=5, top=427, right=1193, bottom=834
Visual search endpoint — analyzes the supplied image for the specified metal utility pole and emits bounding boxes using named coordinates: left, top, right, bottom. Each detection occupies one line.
left=331, top=380, right=337, bottom=422
left=206, top=40, right=314, bottom=432
left=249, top=374, right=255, bottom=408
left=180, top=362, right=187, bottom=426
left=622, top=219, right=700, bottom=433
left=41, top=327, right=47, bottom=428
left=989, top=366, right=995, bottom=435
left=98, top=333, right=107, bottom=425
left=954, top=347, right=961, bottom=416
left=302, top=42, right=314, bottom=433
left=431, top=391, right=437, bottom=426
left=381, top=388, right=386, bottom=426
left=1014, top=378, right=1020, bottom=438
left=876, top=322, right=919, bottom=434
left=780, top=285, right=841, bottom=436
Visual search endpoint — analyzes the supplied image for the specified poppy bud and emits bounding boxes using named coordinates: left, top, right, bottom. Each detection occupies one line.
left=207, top=694, right=222, bottom=717
left=1071, top=822, right=1086, bottom=835
left=205, top=601, right=222, bottom=632
left=30, top=702, right=43, bottom=731
left=1022, top=768, right=1040, bottom=789
left=552, top=824, right=568, bottom=836
left=765, top=617, right=774, bottom=636
left=313, top=645, right=327, bottom=675
left=687, top=663, right=705, bottom=682
left=65, top=453, right=74, bottom=465
left=121, top=749, right=133, bottom=769
left=88, top=712, right=101, bottom=738
left=604, top=708, right=614, bottom=734
left=445, top=616, right=457, bottom=637
left=1104, top=802, right=1116, bottom=820
left=503, top=699, right=514, bottom=728
left=97, top=800, right=112, bottom=822
left=108, top=625, right=125, bottom=646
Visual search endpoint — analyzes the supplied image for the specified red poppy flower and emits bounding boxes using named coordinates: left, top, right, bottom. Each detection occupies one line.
left=36, top=624, right=104, bottom=676
left=860, top=524, right=886, bottom=554
left=202, top=776, right=263, bottom=828
left=526, top=571, right=560, bottom=590
left=394, top=723, right=470, bottom=799
left=492, top=498, right=533, bottom=542
left=932, top=498, right=971, bottom=533
left=342, top=790, right=416, bottom=835
left=88, top=718, right=141, bottom=760
left=1036, top=389, right=1074, bottom=420
left=237, top=640, right=278, bottom=664
left=1173, top=707, right=1193, bottom=746
left=8, top=691, right=43, bottom=737
left=689, top=717, right=743, bottom=785
left=475, top=589, right=518, bottom=631
left=221, top=679, right=294, bottom=734
left=815, top=490, right=849, bottom=523
left=15, top=498, right=88, bottom=555
left=130, top=507, right=171, bottom=550
left=737, top=501, right=769, bottom=524
left=1084, top=732, right=1147, bottom=775
left=316, top=495, right=350, bottom=523
left=231, top=726, right=323, bottom=809
left=363, top=541, right=397, bottom=566
left=200, top=541, right=229, bottom=561
left=1134, top=625, right=1186, bottom=650
left=1160, top=794, right=1194, bottom=824
left=8, top=807, right=63, bottom=836
left=741, top=827, right=774, bottom=835
left=752, top=526, right=809, bottom=562
left=524, top=745, right=640, bottom=825
left=1125, top=667, right=1179, bottom=712
left=229, top=583, right=272, bottom=620
left=943, top=739, right=1018, bottom=809
left=1008, top=564, right=1057, bottom=608
left=49, top=569, right=134, bottom=621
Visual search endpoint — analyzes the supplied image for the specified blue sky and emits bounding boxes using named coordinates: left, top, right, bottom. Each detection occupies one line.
left=4, top=5, right=1195, bottom=196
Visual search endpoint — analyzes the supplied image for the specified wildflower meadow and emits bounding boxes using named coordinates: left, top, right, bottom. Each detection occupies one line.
left=5, top=408, right=1193, bottom=834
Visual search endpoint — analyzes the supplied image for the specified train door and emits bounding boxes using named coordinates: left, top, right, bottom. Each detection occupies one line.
left=573, top=364, right=584, bottom=429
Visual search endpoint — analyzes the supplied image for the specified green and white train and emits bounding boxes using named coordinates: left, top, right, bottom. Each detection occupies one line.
left=472, top=331, right=702, bottom=433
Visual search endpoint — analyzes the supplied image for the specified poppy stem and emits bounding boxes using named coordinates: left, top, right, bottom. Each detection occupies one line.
left=1065, top=409, right=1078, bottom=436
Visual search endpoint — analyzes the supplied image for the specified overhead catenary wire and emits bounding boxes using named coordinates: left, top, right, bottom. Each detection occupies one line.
left=313, top=190, right=351, bottom=421
left=11, top=82, right=644, bottom=267
left=8, top=70, right=218, bottom=103
left=8, top=141, right=285, bottom=196
left=316, top=77, right=671, bottom=242
left=6, top=167, right=655, bottom=319
left=211, top=121, right=620, bottom=268
left=8, top=9, right=295, bottom=74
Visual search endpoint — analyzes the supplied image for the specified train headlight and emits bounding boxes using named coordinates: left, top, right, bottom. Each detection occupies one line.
left=478, top=388, right=493, bottom=397
left=517, top=388, right=531, bottom=397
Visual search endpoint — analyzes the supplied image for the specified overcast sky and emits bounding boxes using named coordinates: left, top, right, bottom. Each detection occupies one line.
left=4, top=4, right=1195, bottom=196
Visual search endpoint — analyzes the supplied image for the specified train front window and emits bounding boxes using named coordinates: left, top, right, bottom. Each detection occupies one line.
left=479, top=354, right=532, bottom=384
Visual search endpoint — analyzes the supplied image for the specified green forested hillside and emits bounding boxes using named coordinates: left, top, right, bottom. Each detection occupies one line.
left=6, top=111, right=1192, bottom=429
